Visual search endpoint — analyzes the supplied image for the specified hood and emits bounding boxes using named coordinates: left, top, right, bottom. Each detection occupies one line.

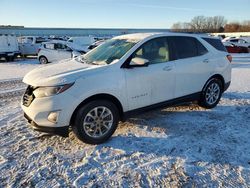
left=23, top=58, right=105, bottom=86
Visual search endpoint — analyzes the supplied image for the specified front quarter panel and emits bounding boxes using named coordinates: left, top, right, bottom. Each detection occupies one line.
left=69, top=65, right=128, bottom=112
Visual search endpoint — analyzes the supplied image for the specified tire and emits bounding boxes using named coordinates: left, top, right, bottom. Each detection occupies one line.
left=39, top=56, right=48, bottom=64
left=6, top=56, right=14, bottom=62
left=199, top=78, right=223, bottom=109
left=72, top=100, right=119, bottom=144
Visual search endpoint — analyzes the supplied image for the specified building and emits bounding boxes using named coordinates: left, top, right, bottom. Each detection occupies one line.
left=0, top=26, right=169, bottom=37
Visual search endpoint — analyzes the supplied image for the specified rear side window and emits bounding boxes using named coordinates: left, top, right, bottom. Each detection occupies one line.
left=169, top=36, right=208, bottom=60
left=196, top=40, right=208, bottom=55
left=202, top=37, right=227, bottom=52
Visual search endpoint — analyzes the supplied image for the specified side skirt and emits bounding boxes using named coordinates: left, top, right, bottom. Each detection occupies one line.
left=122, top=92, right=201, bottom=120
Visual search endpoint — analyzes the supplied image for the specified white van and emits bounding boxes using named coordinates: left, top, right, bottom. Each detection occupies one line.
left=0, top=34, right=20, bottom=61
left=67, top=36, right=95, bottom=53
left=18, top=36, right=48, bottom=56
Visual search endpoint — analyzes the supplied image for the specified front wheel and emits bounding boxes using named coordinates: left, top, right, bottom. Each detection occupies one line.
left=39, top=56, right=48, bottom=64
left=199, top=78, right=223, bottom=109
left=72, top=100, right=119, bottom=144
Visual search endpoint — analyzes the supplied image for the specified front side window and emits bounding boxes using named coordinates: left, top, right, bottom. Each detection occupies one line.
left=131, top=37, right=170, bottom=65
left=81, top=39, right=138, bottom=65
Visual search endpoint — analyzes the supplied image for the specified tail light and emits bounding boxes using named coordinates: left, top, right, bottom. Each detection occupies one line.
left=37, top=48, right=41, bottom=54
left=226, top=54, right=232, bottom=63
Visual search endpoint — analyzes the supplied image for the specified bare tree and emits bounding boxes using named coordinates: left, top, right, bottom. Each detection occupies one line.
left=171, top=15, right=227, bottom=33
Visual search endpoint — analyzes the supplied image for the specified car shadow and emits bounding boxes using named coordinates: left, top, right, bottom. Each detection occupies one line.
left=95, top=100, right=250, bottom=169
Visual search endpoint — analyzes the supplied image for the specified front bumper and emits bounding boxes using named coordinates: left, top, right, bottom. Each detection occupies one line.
left=21, top=86, right=80, bottom=135
left=24, top=113, right=69, bottom=137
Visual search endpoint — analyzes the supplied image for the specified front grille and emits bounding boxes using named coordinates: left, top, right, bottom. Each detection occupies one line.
left=22, top=85, right=35, bottom=107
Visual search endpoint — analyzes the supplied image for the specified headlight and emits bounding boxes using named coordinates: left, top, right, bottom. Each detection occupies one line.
left=33, top=83, right=74, bottom=98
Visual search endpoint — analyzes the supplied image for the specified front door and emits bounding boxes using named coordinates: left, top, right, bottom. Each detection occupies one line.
left=124, top=37, right=175, bottom=111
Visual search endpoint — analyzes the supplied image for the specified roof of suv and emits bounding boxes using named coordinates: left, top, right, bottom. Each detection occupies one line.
left=114, top=32, right=215, bottom=41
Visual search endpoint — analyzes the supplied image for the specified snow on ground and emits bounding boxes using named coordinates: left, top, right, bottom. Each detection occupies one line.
left=0, top=58, right=40, bottom=81
left=0, top=56, right=250, bottom=187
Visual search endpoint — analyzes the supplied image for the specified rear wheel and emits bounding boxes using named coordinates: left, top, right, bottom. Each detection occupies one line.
left=39, top=56, right=48, bottom=64
left=199, top=78, right=223, bottom=109
left=72, top=100, right=119, bottom=144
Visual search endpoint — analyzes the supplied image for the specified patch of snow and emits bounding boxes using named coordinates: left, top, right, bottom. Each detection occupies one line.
left=0, top=58, right=40, bottom=81
left=0, top=57, right=250, bottom=187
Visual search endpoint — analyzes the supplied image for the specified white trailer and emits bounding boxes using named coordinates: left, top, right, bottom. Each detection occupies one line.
left=0, top=34, right=20, bottom=61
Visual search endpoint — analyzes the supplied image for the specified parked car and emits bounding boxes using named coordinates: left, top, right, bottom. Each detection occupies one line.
left=222, top=37, right=250, bottom=49
left=223, top=42, right=249, bottom=53
left=22, top=33, right=232, bottom=144
left=0, top=34, right=20, bottom=61
left=67, top=36, right=95, bottom=52
left=18, top=36, right=48, bottom=56
left=37, top=41, right=82, bottom=64
left=88, top=40, right=106, bottom=50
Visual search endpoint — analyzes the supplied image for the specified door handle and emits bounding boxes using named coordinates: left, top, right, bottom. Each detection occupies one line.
left=203, top=59, right=209, bottom=63
left=163, top=65, right=173, bottom=71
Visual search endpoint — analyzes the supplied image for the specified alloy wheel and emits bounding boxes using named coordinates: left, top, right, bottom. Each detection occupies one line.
left=205, top=82, right=220, bottom=105
left=83, top=106, right=113, bottom=138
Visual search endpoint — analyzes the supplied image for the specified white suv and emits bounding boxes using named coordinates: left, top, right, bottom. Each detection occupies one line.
left=21, top=33, right=232, bottom=144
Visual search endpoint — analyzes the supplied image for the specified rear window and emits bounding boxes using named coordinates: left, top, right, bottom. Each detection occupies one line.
left=202, top=38, right=227, bottom=52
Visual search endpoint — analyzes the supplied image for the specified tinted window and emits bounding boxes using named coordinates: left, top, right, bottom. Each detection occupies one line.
left=132, top=37, right=170, bottom=64
left=202, top=37, right=227, bottom=52
left=230, top=39, right=239, bottom=43
left=196, top=40, right=208, bottom=55
left=169, top=36, right=207, bottom=59
left=35, top=37, right=47, bottom=44
left=55, top=43, right=67, bottom=50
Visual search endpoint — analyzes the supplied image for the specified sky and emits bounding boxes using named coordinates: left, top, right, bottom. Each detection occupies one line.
left=0, top=0, right=250, bottom=29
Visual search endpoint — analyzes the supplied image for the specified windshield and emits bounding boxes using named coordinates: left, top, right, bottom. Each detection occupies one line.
left=79, top=39, right=137, bottom=65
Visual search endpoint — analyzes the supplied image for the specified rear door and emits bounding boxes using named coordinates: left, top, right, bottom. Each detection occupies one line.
left=169, top=36, right=212, bottom=98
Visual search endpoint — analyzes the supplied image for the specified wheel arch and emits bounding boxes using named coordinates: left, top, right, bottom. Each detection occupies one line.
left=202, top=74, right=225, bottom=92
left=38, top=55, right=48, bottom=63
left=70, top=93, right=124, bottom=126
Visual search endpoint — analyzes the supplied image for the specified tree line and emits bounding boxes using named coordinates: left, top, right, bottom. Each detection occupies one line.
left=171, top=16, right=250, bottom=33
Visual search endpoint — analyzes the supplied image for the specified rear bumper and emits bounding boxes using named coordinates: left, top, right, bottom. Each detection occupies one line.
left=24, top=113, right=69, bottom=137
left=224, top=81, right=231, bottom=92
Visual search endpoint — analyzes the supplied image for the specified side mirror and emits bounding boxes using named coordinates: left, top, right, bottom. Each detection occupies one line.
left=129, top=57, right=149, bottom=67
